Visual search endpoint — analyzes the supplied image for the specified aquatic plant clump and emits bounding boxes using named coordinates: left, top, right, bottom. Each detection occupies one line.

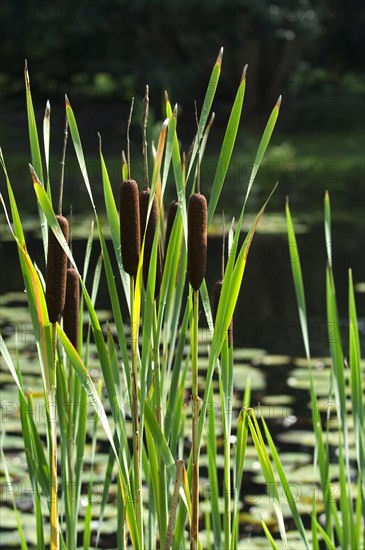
left=2, top=50, right=362, bottom=550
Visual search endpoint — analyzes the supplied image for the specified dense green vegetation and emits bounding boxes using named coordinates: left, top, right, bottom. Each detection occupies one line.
left=1, top=51, right=364, bottom=549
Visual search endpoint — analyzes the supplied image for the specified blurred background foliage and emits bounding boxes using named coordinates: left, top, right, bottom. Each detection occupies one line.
left=0, top=0, right=364, bottom=215
left=1, top=0, right=364, bottom=126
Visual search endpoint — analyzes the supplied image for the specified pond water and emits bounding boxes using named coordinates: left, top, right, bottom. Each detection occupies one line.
left=0, top=214, right=364, bottom=548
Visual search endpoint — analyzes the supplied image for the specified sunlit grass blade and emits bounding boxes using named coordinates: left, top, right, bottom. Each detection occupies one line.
left=285, top=198, right=310, bottom=359
left=24, top=62, right=48, bottom=257
left=65, top=95, right=95, bottom=209
left=247, top=410, right=287, bottom=548
left=212, top=187, right=277, bottom=364
left=0, top=156, right=40, bottom=331
left=326, top=267, right=348, bottom=453
left=24, top=62, right=44, bottom=181
left=144, top=398, right=176, bottom=477
left=261, top=520, right=280, bottom=550
left=324, top=191, right=332, bottom=266
left=187, top=47, right=223, bottom=182
left=161, top=111, right=176, bottom=197
left=165, top=96, right=188, bottom=242
left=313, top=519, right=337, bottom=550
left=245, top=96, right=281, bottom=204
left=43, top=100, right=51, bottom=199
left=207, top=66, right=247, bottom=224
left=262, top=417, right=310, bottom=549
left=348, top=270, right=365, bottom=494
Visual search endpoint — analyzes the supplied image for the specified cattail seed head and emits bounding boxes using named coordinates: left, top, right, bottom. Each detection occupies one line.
left=213, top=279, right=233, bottom=347
left=63, top=267, right=80, bottom=349
left=120, top=179, right=140, bottom=277
left=140, top=189, right=162, bottom=297
left=164, top=199, right=179, bottom=258
left=45, top=215, right=69, bottom=323
left=188, top=193, right=207, bottom=291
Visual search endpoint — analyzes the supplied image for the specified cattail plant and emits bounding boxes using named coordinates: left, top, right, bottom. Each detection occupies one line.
left=187, top=104, right=208, bottom=550
left=120, top=179, right=140, bottom=277
left=45, top=119, right=70, bottom=324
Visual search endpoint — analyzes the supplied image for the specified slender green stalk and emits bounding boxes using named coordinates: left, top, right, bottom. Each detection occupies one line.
left=221, top=341, right=233, bottom=549
left=130, top=275, right=143, bottom=547
left=50, top=323, right=59, bottom=550
left=191, top=289, right=200, bottom=550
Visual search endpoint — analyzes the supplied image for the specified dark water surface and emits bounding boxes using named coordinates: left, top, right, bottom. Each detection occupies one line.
left=0, top=215, right=364, bottom=548
left=1, top=215, right=364, bottom=354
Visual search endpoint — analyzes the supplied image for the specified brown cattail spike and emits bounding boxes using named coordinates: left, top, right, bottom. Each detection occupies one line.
left=164, top=199, right=179, bottom=257
left=45, top=215, right=69, bottom=323
left=188, top=193, right=207, bottom=291
left=63, top=267, right=80, bottom=348
left=140, top=189, right=162, bottom=297
left=120, top=179, right=140, bottom=277
left=213, top=279, right=233, bottom=347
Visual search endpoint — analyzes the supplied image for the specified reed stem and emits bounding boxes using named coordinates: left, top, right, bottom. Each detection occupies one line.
left=50, top=323, right=59, bottom=550
left=191, top=289, right=200, bottom=550
left=143, top=85, right=149, bottom=189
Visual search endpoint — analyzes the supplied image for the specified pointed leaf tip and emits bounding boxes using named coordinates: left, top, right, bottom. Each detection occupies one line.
left=164, top=90, right=169, bottom=104
left=24, top=60, right=30, bottom=85
left=276, top=95, right=282, bottom=108
left=97, top=132, right=102, bottom=149
left=29, top=163, right=37, bottom=181
left=65, top=94, right=70, bottom=106
left=216, top=47, right=224, bottom=66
